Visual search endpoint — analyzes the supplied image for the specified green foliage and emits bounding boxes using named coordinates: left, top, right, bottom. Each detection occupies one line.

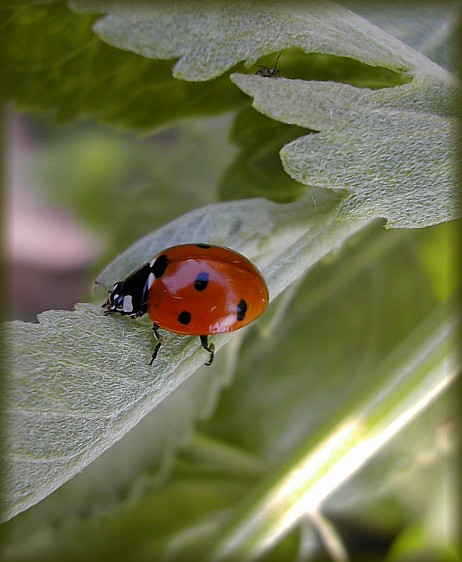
left=219, top=107, right=311, bottom=202
left=1, top=2, right=247, bottom=130
left=26, top=116, right=237, bottom=255
left=2, top=1, right=459, bottom=561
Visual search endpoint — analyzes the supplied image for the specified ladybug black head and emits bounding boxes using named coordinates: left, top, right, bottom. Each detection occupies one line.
left=103, top=281, right=125, bottom=315
left=102, top=263, right=151, bottom=318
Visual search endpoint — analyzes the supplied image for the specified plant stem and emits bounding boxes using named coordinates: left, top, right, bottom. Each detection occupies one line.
left=204, top=302, right=459, bottom=561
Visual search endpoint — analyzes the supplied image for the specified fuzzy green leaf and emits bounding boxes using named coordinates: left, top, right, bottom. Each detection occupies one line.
left=70, top=0, right=459, bottom=226
left=2, top=196, right=365, bottom=522
left=232, top=74, right=458, bottom=228
left=70, top=0, right=423, bottom=81
left=4, top=1, right=459, bottom=226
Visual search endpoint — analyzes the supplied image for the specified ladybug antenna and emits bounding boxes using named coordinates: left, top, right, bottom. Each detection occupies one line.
left=94, top=279, right=110, bottom=293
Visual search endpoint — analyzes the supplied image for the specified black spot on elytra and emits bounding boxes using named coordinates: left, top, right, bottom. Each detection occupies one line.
left=178, top=310, right=191, bottom=325
left=194, top=272, right=209, bottom=291
left=236, top=299, right=247, bottom=322
left=196, top=243, right=211, bottom=249
left=152, top=254, right=169, bottom=278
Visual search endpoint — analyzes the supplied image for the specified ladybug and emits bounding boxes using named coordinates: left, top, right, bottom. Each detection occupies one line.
left=102, top=243, right=269, bottom=366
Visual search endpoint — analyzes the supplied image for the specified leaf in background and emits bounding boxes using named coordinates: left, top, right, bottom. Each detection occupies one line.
left=69, top=0, right=459, bottom=226
left=227, top=5, right=459, bottom=228
left=219, top=107, right=312, bottom=202
left=27, top=114, right=238, bottom=255
left=70, top=0, right=423, bottom=81
left=1, top=2, right=247, bottom=131
left=2, top=195, right=365, bottom=522
left=337, top=0, right=459, bottom=71
left=416, top=220, right=459, bottom=301
left=4, top=1, right=458, bottom=225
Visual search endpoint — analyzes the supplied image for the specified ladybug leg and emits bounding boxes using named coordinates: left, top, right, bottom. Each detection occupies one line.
left=149, top=323, right=163, bottom=365
left=200, top=335, right=215, bottom=366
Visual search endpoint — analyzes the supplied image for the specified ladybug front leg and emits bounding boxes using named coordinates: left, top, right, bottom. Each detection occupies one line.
left=200, top=335, right=215, bottom=366
left=149, top=323, right=163, bottom=365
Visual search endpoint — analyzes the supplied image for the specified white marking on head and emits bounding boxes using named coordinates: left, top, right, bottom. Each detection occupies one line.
left=148, top=272, right=155, bottom=289
left=123, top=295, right=133, bottom=313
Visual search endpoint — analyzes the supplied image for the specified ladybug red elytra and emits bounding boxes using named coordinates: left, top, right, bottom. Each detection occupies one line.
left=102, top=243, right=269, bottom=366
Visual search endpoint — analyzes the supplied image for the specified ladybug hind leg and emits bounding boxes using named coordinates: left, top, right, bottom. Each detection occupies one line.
left=149, top=323, right=163, bottom=365
left=200, top=335, right=215, bottom=366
